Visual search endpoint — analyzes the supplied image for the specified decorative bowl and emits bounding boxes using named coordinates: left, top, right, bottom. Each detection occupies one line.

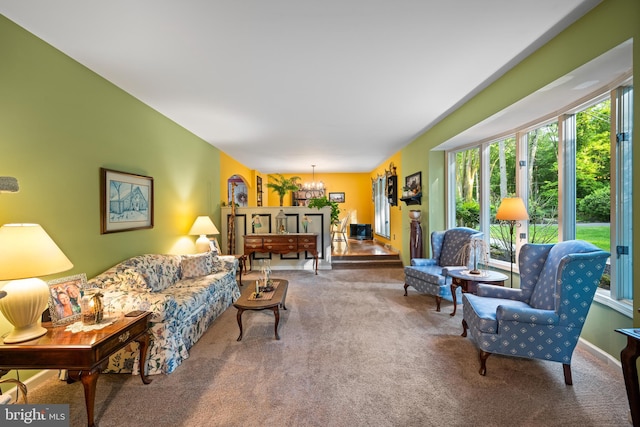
left=408, top=210, right=421, bottom=220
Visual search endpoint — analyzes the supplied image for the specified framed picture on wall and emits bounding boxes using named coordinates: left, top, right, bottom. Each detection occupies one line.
left=100, top=168, right=154, bottom=234
left=329, top=192, right=345, bottom=203
left=405, top=172, right=422, bottom=195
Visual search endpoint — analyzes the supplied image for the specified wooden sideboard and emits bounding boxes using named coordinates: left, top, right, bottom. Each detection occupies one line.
left=243, top=233, right=318, bottom=274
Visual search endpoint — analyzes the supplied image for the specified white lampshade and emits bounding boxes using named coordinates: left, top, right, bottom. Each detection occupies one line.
left=0, top=224, right=73, bottom=343
left=495, top=197, right=530, bottom=221
left=189, top=216, right=220, bottom=253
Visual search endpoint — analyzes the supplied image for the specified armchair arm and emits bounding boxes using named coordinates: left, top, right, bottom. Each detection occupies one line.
left=496, top=305, right=559, bottom=325
left=477, top=284, right=526, bottom=301
left=411, top=258, right=437, bottom=267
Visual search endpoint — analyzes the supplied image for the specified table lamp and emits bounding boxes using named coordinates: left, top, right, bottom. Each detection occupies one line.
left=0, top=224, right=73, bottom=343
left=495, top=197, right=529, bottom=286
left=189, top=216, right=220, bottom=253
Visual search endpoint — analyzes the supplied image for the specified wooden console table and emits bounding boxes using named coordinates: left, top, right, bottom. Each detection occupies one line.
left=0, top=312, right=152, bottom=427
left=243, top=233, right=319, bottom=274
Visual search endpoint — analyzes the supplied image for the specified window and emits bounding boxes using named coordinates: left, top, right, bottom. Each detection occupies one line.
left=374, top=176, right=390, bottom=238
left=454, top=147, right=480, bottom=229
left=447, top=81, right=633, bottom=313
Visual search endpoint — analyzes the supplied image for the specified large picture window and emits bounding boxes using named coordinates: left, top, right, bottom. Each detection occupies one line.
left=447, top=81, right=632, bottom=313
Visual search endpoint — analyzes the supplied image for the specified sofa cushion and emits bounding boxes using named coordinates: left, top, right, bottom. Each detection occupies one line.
left=181, top=253, right=213, bottom=279
left=120, top=254, right=182, bottom=292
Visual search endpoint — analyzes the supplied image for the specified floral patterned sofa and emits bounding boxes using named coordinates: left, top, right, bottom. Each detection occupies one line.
left=87, top=252, right=239, bottom=375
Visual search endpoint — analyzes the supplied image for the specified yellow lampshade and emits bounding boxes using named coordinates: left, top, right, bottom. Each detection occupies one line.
left=0, top=223, right=73, bottom=280
left=188, top=216, right=219, bottom=236
left=0, top=224, right=73, bottom=343
left=495, top=197, right=529, bottom=221
left=189, top=216, right=219, bottom=253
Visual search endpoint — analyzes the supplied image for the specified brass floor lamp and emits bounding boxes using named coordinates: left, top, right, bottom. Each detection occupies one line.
left=495, top=197, right=529, bottom=287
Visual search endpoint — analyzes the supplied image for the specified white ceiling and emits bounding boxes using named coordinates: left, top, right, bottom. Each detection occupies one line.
left=1, top=0, right=603, bottom=173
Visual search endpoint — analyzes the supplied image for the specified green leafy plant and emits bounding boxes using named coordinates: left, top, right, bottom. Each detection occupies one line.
left=266, top=174, right=301, bottom=206
left=308, top=196, right=340, bottom=226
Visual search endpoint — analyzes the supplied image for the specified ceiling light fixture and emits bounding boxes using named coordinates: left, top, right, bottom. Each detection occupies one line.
left=302, top=165, right=323, bottom=191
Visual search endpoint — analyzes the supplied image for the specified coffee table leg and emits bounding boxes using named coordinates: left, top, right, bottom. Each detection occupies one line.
left=272, top=306, right=280, bottom=340
left=236, top=308, right=245, bottom=341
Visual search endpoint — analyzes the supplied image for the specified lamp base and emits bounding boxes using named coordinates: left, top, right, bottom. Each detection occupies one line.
left=195, top=235, right=211, bottom=253
left=0, top=277, right=50, bottom=343
left=3, top=323, right=47, bottom=344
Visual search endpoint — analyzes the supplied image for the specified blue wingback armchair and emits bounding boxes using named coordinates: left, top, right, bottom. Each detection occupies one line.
left=404, top=227, right=482, bottom=312
left=461, top=240, right=610, bottom=385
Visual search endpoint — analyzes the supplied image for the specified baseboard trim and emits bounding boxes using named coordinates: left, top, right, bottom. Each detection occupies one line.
left=1, top=370, right=57, bottom=404
left=577, top=337, right=621, bottom=369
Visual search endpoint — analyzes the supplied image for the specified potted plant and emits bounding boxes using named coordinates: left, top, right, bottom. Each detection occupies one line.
left=266, top=174, right=301, bottom=206
left=308, top=196, right=340, bottom=226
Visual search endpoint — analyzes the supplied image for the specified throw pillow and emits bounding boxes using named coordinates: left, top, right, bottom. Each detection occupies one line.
left=181, top=253, right=213, bottom=279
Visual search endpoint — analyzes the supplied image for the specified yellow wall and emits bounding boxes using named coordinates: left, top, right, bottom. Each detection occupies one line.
left=220, top=152, right=258, bottom=206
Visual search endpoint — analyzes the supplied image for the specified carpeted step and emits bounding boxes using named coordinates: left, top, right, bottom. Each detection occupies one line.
left=331, top=255, right=403, bottom=269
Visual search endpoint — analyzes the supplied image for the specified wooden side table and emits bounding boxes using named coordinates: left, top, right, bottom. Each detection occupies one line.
left=616, top=328, right=640, bottom=427
left=447, top=269, right=508, bottom=316
left=0, top=312, right=153, bottom=427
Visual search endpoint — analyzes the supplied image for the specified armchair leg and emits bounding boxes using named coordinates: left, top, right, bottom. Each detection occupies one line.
left=404, top=283, right=409, bottom=296
left=461, top=319, right=468, bottom=337
left=479, top=350, right=491, bottom=376
left=434, top=296, right=441, bottom=312
left=563, top=364, right=573, bottom=385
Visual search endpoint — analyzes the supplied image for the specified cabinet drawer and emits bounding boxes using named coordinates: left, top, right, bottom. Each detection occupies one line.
left=95, top=318, right=149, bottom=362
left=300, top=243, right=316, bottom=250
left=264, top=243, right=297, bottom=251
left=244, top=237, right=263, bottom=246
left=264, top=237, right=296, bottom=244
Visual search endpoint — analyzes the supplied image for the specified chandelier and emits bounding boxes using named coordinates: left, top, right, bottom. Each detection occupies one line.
left=302, top=165, right=324, bottom=190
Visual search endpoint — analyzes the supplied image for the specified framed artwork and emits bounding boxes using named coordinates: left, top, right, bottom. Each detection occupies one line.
left=329, top=192, right=345, bottom=203
left=100, top=168, right=154, bottom=234
left=405, top=172, right=422, bottom=194
left=47, top=273, right=87, bottom=326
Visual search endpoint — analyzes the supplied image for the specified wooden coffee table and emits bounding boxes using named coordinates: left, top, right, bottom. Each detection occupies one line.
left=447, top=269, right=508, bottom=316
left=234, top=279, right=288, bottom=341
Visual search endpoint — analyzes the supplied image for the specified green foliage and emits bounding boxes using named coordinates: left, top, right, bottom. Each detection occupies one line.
left=577, top=186, right=610, bottom=222
left=455, top=199, right=479, bottom=228
left=266, top=174, right=301, bottom=206
left=308, top=196, right=340, bottom=225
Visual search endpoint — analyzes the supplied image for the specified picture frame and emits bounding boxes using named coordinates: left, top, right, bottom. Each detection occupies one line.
left=100, top=168, right=154, bottom=234
left=47, top=273, right=88, bottom=326
left=329, top=192, right=345, bottom=203
left=405, top=172, right=422, bottom=194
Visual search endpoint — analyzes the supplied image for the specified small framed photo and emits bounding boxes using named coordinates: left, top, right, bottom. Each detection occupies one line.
left=405, top=172, right=422, bottom=194
left=100, top=168, right=154, bottom=234
left=329, top=192, right=345, bottom=203
left=47, top=274, right=87, bottom=326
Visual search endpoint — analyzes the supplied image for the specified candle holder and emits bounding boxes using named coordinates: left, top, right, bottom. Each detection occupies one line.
left=81, top=289, right=104, bottom=325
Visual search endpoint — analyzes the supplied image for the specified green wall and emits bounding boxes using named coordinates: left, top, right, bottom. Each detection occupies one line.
left=402, top=0, right=639, bottom=359
left=0, top=15, right=222, bottom=388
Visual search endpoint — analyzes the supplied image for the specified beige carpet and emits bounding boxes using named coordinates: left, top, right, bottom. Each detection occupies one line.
left=26, top=268, right=631, bottom=426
